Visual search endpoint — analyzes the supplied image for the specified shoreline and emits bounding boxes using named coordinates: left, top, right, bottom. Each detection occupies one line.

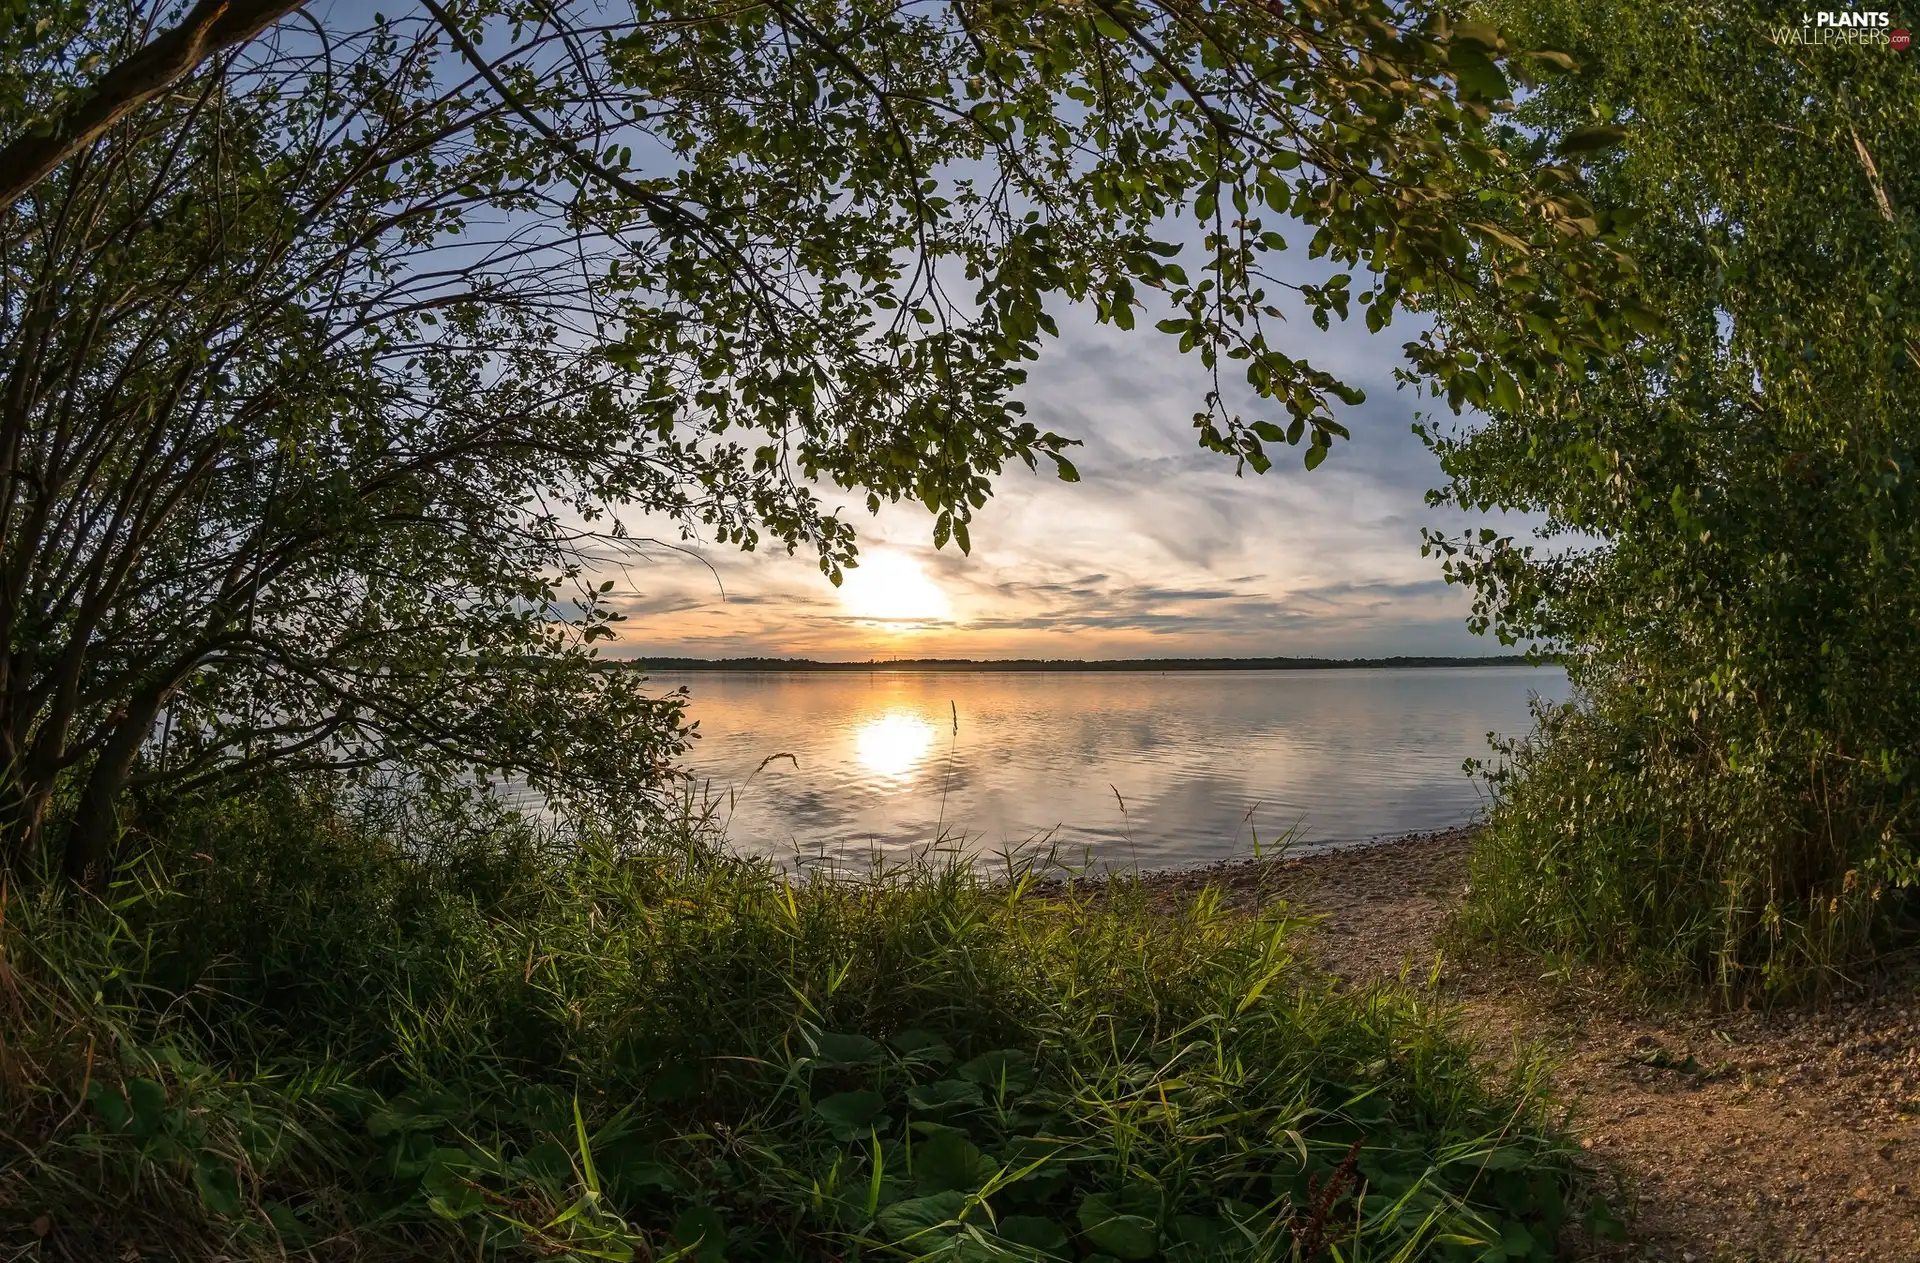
left=1146, top=827, right=1920, bottom=1261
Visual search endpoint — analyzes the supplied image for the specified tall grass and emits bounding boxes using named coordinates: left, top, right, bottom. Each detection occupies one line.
left=2, top=781, right=1587, bottom=1260
left=1455, top=695, right=1918, bottom=999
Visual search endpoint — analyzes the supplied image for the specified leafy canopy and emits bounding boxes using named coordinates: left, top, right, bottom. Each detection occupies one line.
left=0, top=0, right=1630, bottom=880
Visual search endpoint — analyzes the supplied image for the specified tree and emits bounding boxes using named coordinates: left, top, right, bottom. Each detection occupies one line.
left=0, top=0, right=1628, bottom=888
left=1422, top=0, right=1919, bottom=985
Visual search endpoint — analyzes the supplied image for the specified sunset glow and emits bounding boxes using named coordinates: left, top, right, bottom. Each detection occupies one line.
left=836, top=550, right=952, bottom=627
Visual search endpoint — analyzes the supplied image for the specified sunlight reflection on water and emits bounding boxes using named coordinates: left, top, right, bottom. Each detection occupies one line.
left=658, top=666, right=1569, bottom=872
left=852, top=711, right=939, bottom=781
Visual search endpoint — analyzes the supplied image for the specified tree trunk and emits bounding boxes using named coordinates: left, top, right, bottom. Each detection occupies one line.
left=64, top=695, right=164, bottom=894
left=0, top=779, right=52, bottom=876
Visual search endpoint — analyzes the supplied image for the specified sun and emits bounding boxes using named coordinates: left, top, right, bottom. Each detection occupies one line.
left=836, top=550, right=952, bottom=626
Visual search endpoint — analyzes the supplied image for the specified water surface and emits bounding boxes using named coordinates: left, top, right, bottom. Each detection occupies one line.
left=659, top=666, right=1566, bottom=871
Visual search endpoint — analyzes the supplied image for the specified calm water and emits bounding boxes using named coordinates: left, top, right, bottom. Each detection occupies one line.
left=658, top=666, right=1567, bottom=871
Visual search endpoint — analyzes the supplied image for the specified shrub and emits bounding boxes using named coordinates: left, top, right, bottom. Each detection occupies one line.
left=1428, top=0, right=1920, bottom=993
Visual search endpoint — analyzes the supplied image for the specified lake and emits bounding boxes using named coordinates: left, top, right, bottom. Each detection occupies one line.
left=656, top=665, right=1568, bottom=872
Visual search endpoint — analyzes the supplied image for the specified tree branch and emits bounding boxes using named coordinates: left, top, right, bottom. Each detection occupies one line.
left=0, top=0, right=307, bottom=213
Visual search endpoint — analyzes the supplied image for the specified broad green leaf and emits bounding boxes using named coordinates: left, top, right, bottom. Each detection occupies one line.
left=86, top=1081, right=130, bottom=1131
left=1077, top=1194, right=1158, bottom=1260
left=908, top=1078, right=984, bottom=1112
left=671, top=1206, right=728, bottom=1262
left=1450, top=49, right=1510, bottom=102
left=1556, top=124, right=1630, bottom=156
left=876, top=1190, right=968, bottom=1242
left=647, top=1062, right=702, bottom=1103
left=515, top=1140, right=575, bottom=1185
left=914, top=1130, right=997, bottom=1194
left=194, top=1156, right=244, bottom=1218
left=956, top=1049, right=1033, bottom=1093
left=126, top=1078, right=168, bottom=1138
left=891, top=1029, right=950, bottom=1057
left=998, top=1215, right=1071, bottom=1255
left=815, top=1089, right=886, bottom=1140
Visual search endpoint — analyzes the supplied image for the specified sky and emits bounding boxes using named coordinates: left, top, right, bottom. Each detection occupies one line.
left=601, top=288, right=1511, bottom=662
left=281, top=0, right=1515, bottom=664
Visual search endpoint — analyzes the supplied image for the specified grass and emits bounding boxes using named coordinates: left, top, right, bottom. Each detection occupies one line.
left=1453, top=699, right=1918, bottom=1001
left=0, top=779, right=1598, bottom=1261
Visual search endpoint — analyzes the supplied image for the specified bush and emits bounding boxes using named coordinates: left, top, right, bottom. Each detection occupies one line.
left=0, top=782, right=1585, bottom=1260
left=1457, top=694, right=1912, bottom=997
left=1428, top=0, right=1920, bottom=994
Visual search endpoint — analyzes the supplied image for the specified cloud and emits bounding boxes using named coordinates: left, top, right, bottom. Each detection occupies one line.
left=595, top=242, right=1519, bottom=660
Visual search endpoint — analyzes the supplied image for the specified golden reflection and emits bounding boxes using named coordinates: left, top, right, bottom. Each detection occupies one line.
left=854, top=711, right=937, bottom=781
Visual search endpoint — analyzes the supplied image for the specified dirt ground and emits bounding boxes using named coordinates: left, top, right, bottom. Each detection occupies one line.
left=1138, top=830, right=1920, bottom=1263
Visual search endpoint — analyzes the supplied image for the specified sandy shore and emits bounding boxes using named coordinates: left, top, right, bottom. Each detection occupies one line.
left=1133, top=830, right=1920, bottom=1262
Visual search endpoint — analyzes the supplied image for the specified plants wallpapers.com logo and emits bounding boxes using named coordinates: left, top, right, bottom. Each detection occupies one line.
left=1802, top=9, right=1892, bottom=23
left=1773, top=11, right=1911, bottom=46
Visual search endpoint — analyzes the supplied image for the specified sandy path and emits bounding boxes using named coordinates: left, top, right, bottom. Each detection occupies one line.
left=1140, top=831, right=1920, bottom=1262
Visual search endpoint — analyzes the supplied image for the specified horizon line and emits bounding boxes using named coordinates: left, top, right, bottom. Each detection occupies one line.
left=616, top=653, right=1548, bottom=671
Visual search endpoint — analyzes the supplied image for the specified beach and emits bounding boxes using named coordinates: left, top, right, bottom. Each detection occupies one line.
left=1134, top=831, right=1920, bottom=1260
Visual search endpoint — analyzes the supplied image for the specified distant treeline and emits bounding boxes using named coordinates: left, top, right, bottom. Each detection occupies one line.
left=624, top=655, right=1543, bottom=672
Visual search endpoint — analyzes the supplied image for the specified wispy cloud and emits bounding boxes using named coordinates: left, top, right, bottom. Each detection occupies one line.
left=596, top=261, right=1516, bottom=660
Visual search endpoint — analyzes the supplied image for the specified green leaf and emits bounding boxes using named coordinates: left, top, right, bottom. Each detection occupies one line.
left=86, top=1081, right=130, bottom=1131
left=815, top=1089, right=886, bottom=1140
left=876, top=1190, right=968, bottom=1242
left=914, top=1130, right=996, bottom=1194
left=1492, top=373, right=1523, bottom=415
left=1556, top=124, right=1629, bottom=156
left=892, top=1030, right=954, bottom=1063
left=956, top=1049, right=1033, bottom=1093
left=671, top=1205, right=728, bottom=1262
left=516, top=1139, right=575, bottom=1185
left=1170, top=1214, right=1228, bottom=1249
left=647, top=1062, right=702, bottom=1103
left=908, top=1078, right=984, bottom=1113
left=1077, top=1194, right=1158, bottom=1260
left=1465, top=220, right=1530, bottom=253
left=1621, top=303, right=1662, bottom=335
left=126, top=1077, right=168, bottom=1138
left=424, top=1152, right=485, bottom=1220
left=1451, top=20, right=1502, bottom=48
left=194, top=1155, right=244, bottom=1218
left=1450, top=49, right=1510, bottom=102
left=599, top=1138, right=678, bottom=1195
left=1466, top=1145, right=1527, bottom=1171
left=998, top=1215, right=1071, bottom=1255
left=1523, top=49, right=1578, bottom=71
left=1584, top=1195, right=1628, bottom=1242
